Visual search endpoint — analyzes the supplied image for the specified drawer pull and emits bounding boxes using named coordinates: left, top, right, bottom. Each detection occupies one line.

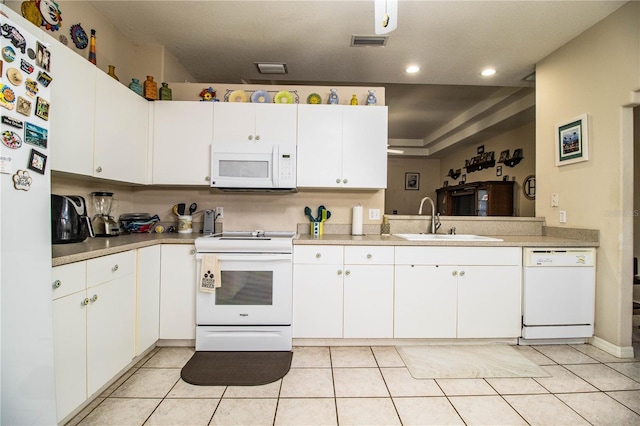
left=52, top=280, right=61, bottom=289
left=91, top=294, right=99, bottom=302
left=190, top=249, right=196, bottom=255
left=315, top=253, right=322, bottom=258
left=336, top=178, right=341, bottom=184
left=367, top=253, right=372, bottom=259
left=82, top=298, right=90, bottom=306
left=96, top=166, right=102, bottom=173
left=112, top=264, right=119, bottom=272
left=343, top=178, right=348, bottom=184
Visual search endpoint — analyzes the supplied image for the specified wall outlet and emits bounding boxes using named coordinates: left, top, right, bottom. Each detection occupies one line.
left=369, top=208, right=381, bottom=220
left=215, top=206, right=223, bottom=219
left=559, top=210, right=567, bottom=223
left=551, top=194, right=559, bottom=207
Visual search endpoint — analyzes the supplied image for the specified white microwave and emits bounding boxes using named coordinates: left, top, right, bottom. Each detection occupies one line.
left=210, top=142, right=297, bottom=191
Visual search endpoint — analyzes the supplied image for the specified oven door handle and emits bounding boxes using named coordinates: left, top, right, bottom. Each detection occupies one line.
left=197, top=254, right=291, bottom=262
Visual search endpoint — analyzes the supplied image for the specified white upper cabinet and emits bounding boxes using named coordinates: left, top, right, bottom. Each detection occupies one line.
left=94, top=72, right=150, bottom=184
left=45, top=33, right=96, bottom=176
left=153, top=101, right=213, bottom=185
left=213, top=103, right=297, bottom=145
left=297, top=105, right=388, bottom=189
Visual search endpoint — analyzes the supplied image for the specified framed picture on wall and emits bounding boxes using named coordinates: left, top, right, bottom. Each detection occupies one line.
left=405, top=172, right=419, bottom=190
left=555, top=114, right=589, bottom=166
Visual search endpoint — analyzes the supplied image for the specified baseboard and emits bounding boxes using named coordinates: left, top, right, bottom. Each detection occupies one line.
left=589, top=335, right=635, bottom=359
left=292, top=338, right=518, bottom=347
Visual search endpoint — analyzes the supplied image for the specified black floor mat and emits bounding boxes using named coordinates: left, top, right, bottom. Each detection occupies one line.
left=181, top=351, right=293, bottom=386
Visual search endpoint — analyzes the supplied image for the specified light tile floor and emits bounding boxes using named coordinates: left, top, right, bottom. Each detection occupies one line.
left=68, top=344, right=640, bottom=426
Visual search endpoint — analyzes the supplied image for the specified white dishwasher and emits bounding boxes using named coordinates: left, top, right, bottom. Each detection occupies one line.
left=520, top=248, right=596, bottom=343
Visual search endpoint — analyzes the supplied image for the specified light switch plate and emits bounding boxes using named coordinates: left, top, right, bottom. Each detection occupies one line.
left=215, top=206, right=223, bottom=218
left=559, top=210, right=567, bottom=223
left=551, top=194, right=559, bottom=207
left=369, top=208, right=381, bottom=220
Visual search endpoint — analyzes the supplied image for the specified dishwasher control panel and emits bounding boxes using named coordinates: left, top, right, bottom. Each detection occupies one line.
left=524, top=248, right=595, bottom=267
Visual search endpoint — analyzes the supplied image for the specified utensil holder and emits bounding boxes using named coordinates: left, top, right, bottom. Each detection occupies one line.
left=178, top=215, right=193, bottom=233
left=311, top=222, right=323, bottom=237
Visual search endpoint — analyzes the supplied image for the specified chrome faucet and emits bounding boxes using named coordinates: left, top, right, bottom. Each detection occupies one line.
left=418, top=196, right=441, bottom=234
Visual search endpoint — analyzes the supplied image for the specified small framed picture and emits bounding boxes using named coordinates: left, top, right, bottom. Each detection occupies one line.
left=24, top=121, right=48, bottom=148
left=460, top=174, right=466, bottom=184
left=405, top=172, right=419, bottom=190
left=496, top=166, right=503, bottom=176
left=35, top=97, right=50, bottom=121
left=443, top=180, right=449, bottom=187
left=28, top=148, right=47, bottom=174
left=556, top=114, right=588, bottom=166
left=36, top=42, right=51, bottom=71
left=477, top=145, right=485, bottom=154
left=503, top=175, right=509, bottom=181
left=16, top=96, right=31, bottom=116
left=498, top=149, right=510, bottom=163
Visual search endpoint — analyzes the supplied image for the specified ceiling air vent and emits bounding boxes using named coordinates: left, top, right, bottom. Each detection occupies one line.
left=351, top=35, right=388, bottom=47
left=255, top=62, right=288, bottom=74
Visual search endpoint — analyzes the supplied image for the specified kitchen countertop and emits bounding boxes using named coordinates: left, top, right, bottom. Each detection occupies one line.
left=52, top=231, right=598, bottom=267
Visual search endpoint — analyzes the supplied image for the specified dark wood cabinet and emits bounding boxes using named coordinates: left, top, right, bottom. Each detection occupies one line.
left=436, top=181, right=514, bottom=216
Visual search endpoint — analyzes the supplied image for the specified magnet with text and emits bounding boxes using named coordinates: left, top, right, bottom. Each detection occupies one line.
left=1, top=23, right=27, bottom=54
left=25, top=79, right=38, bottom=98
left=13, top=169, right=32, bottom=191
left=37, top=71, right=53, bottom=87
left=20, top=59, right=35, bottom=74
left=1, top=115, right=23, bottom=129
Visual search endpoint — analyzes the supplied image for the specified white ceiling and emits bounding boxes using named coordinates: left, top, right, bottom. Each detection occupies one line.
left=90, top=0, right=626, bottom=157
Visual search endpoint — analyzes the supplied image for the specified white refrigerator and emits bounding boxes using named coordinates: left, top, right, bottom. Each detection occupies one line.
left=1, top=5, right=57, bottom=424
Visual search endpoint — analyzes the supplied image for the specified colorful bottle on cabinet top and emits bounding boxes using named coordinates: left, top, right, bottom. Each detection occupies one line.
left=350, top=94, right=358, bottom=105
left=159, top=82, right=172, bottom=100
left=107, top=65, right=119, bottom=81
left=143, top=76, right=158, bottom=101
left=88, top=29, right=96, bottom=65
left=328, top=88, right=339, bottom=104
left=366, top=90, right=377, bottom=105
left=128, top=78, right=143, bottom=96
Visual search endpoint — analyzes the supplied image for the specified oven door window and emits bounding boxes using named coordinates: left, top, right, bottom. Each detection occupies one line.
left=216, top=270, right=273, bottom=305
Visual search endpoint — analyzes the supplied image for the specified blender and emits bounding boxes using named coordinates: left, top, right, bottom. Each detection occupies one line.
left=91, top=191, right=119, bottom=236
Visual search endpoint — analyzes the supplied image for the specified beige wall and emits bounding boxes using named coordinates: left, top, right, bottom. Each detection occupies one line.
left=385, top=157, right=440, bottom=215
left=438, top=122, right=536, bottom=217
left=536, top=2, right=639, bottom=352
left=5, top=1, right=195, bottom=85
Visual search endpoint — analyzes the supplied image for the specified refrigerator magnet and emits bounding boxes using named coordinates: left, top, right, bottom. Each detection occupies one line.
left=20, top=59, right=35, bottom=74
left=1, top=115, right=23, bottom=129
left=6, top=68, right=23, bottom=86
left=28, top=149, right=47, bottom=175
left=2, top=46, right=16, bottom=62
left=35, top=97, right=49, bottom=121
left=0, top=24, right=27, bottom=54
left=2, top=130, right=22, bottom=149
left=0, top=85, right=16, bottom=110
left=25, top=79, right=38, bottom=98
left=35, top=42, right=51, bottom=71
left=12, top=170, right=32, bottom=191
left=16, top=96, right=31, bottom=117
left=36, top=71, right=52, bottom=87
left=24, top=122, right=47, bottom=148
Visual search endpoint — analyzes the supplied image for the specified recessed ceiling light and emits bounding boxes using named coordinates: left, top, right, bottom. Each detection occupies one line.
left=255, top=62, right=288, bottom=74
left=405, top=65, right=420, bottom=74
left=481, top=68, right=496, bottom=76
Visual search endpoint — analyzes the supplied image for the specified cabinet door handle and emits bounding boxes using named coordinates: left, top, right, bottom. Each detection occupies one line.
left=452, top=270, right=458, bottom=276
left=337, top=269, right=343, bottom=275
left=91, top=294, right=98, bottom=302
left=343, top=178, right=348, bottom=184
left=248, top=135, right=253, bottom=141
left=255, top=135, right=260, bottom=141
left=95, top=166, right=102, bottom=173
left=52, top=280, right=61, bottom=289
left=190, top=249, right=196, bottom=255
left=315, top=253, right=322, bottom=258
left=112, top=264, right=119, bottom=272
left=82, top=298, right=90, bottom=306
left=345, top=270, right=351, bottom=276
left=205, top=176, right=210, bottom=181
left=366, top=253, right=372, bottom=259
left=336, top=178, right=341, bottom=184
left=459, top=270, right=465, bottom=277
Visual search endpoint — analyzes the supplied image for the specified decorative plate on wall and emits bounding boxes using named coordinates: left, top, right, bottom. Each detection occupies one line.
left=274, top=90, right=294, bottom=104
left=251, top=90, right=270, bottom=103
left=228, top=90, right=248, bottom=102
left=307, top=93, right=322, bottom=104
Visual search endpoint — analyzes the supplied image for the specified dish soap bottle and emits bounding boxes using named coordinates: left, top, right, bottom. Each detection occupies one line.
left=381, top=216, right=391, bottom=236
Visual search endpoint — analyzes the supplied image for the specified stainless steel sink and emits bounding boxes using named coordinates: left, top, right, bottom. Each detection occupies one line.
left=394, top=233, right=503, bottom=242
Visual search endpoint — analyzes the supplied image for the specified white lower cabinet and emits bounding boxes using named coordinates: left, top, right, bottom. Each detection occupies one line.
left=136, top=245, right=161, bottom=355
left=394, top=247, right=522, bottom=339
left=51, top=250, right=136, bottom=422
left=159, top=245, right=197, bottom=340
left=292, top=245, right=394, bottom=338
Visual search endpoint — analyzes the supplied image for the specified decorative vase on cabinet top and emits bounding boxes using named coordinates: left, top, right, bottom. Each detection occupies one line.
left=128, top=78, right=143, bottom=96
left=350, top=94, right=358, bottom=105
left=328, top=88, right=339, bottom=104
left=88, top=29, right=96, bottom=65
left=159, top=82, right=172, bottom=101
left=107, top=65, right=119, bottom=81
left=143, top=76, right=158, bottom=101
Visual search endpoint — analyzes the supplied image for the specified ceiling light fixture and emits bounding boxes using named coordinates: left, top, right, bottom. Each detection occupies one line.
left=405, top=65, right=420, bottom=74
left=255, top=62, right=288, bottom=74
left=375, top=0, right=398, bottom=35
left=481, top=68, right=496, bottom=77
left=387, top=148, right=404, bottom=154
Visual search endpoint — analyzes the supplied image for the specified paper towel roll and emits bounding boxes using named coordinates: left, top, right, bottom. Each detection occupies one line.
left=352, top=205, right=363, bottom=236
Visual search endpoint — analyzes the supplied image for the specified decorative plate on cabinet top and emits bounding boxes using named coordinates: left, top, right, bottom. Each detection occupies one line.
left=228, top=90, right=248, bottom=102
left=274, top=90, right=294, bottom=104
left=306, top=93, right=322, bottom=104
left=251, top=90, right=270, bottom=103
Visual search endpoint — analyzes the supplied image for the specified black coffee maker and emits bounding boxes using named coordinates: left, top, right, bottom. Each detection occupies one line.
left=51, top=195, right=94, bottom=244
